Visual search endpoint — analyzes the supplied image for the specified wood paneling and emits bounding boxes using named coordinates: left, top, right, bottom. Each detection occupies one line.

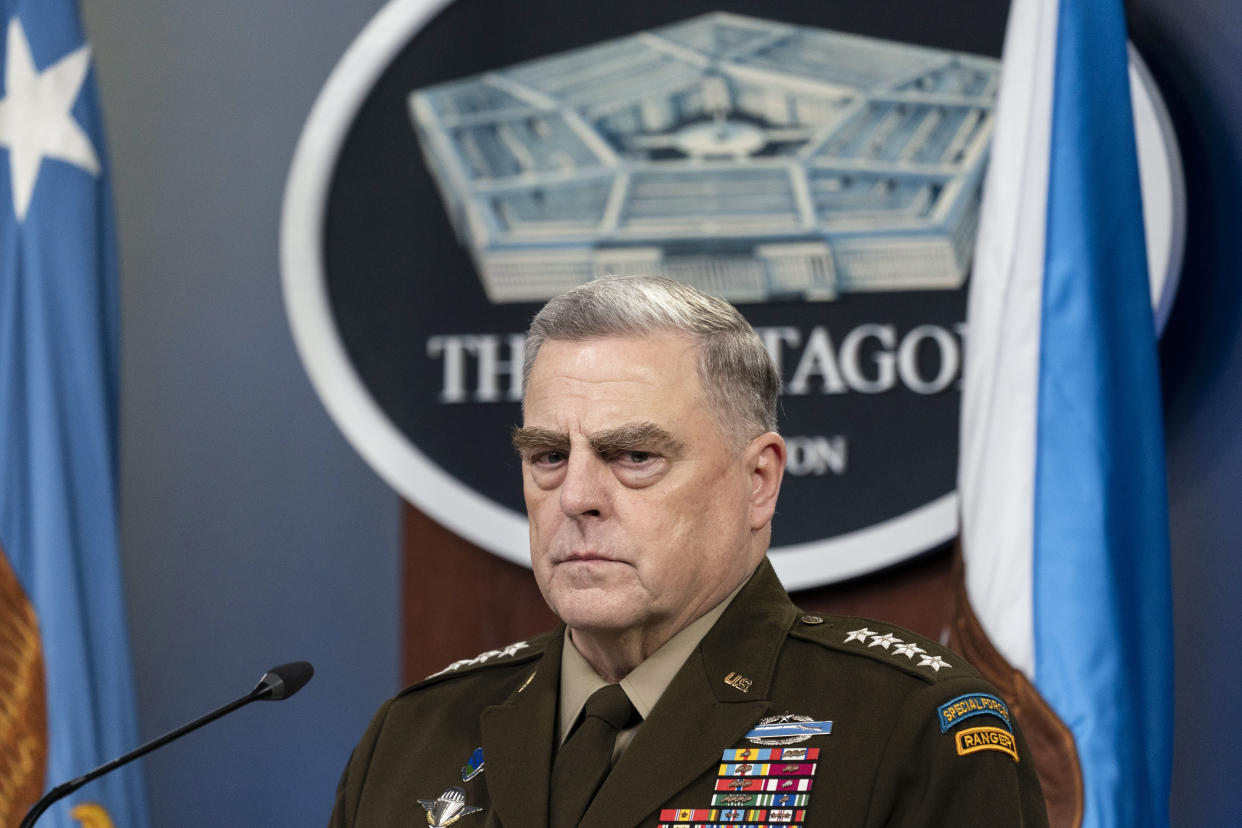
left=402, top=502, right=954, bottom=684
left=402, top=504, right=556, bottom=685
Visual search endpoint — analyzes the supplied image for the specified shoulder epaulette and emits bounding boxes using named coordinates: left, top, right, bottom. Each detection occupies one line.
left=787, top=614, right=978, bottom=683
left=398, top=630, right=553, bottom=696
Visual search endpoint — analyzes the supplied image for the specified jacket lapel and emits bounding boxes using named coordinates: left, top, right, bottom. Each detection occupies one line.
left=581, top=559, right=798, bottom=827
left=480, top=627, right=564, bottom=828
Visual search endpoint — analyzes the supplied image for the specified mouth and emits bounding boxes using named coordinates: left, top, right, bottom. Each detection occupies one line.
left=559, top=551, right=622, bottom=565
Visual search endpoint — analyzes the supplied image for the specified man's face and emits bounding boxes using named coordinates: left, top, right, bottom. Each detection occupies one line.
left=516, top=333, right=767, bottom=643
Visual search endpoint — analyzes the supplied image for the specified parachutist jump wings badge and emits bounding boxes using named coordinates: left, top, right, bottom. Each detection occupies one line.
left=417, top=786, right=483, bottom=827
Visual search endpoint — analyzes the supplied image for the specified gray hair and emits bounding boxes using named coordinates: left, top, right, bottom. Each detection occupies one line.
left=523, top=276, right=780, bottom=446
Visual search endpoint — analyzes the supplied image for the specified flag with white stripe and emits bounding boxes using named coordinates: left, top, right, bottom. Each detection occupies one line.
left=958, top=0, right=1173, bottom=824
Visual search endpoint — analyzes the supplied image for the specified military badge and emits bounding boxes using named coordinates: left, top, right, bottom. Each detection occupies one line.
left=427, top=640, right=529, bottom=678
left=460, top=746, right=485, bottom=781
left=417, top=786, right=483, bottom=826
left=844, top=626, right=954, bottom=672
left=745, top=714, right=833, bottom=745
left=723, top=671, right=753, bottom=692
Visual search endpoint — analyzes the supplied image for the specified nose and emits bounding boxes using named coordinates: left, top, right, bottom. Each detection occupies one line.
left=558, top=449, right=609, bottom=519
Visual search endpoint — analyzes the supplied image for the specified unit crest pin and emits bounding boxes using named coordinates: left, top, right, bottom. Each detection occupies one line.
left=460, top=747, right=484, bottom=782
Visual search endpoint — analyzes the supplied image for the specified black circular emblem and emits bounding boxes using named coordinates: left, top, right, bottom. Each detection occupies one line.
left=282, top=0, right=1182, bottom=586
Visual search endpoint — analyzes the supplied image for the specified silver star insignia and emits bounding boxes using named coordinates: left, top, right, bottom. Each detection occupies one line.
left=868, top=632, right=902, bottom=650
left=918, top=654, right=951, bottom=672
left=844, top=627, right=875, bottom=643
left=892, top=642, right=926, bottom=659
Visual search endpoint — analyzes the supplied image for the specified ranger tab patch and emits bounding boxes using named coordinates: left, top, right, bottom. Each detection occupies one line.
left=937, top=693, right=1012, bottom=732
left=954, top=726, right=1019, bottom=762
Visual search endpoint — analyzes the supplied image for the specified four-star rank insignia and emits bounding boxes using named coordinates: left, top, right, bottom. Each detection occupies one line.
left=843, top=626, right=953, bottom=673
left=417, top=786, right=483, bottom=827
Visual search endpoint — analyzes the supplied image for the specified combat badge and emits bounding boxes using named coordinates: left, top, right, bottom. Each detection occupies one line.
left=460, top=747, right=484, bottom=782
left=954, top=727, right=1019, bottom=762
left=746, top=714, right=833, bottom=745
left=417, top=786, right=483, bottom=826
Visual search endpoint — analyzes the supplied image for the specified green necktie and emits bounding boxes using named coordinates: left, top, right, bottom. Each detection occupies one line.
left=549, top=684, right=639, bottom=828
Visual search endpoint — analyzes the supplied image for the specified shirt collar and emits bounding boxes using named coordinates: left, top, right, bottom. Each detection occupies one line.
left=557, top=579, right=747, bottom=743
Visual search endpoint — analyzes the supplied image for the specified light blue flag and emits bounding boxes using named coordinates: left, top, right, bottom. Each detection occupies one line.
left=959, top=0, right=1173, bottom=824
left=1036, top=0, right=1172, bottom=823
left=0, top=1, right=150, bottom=826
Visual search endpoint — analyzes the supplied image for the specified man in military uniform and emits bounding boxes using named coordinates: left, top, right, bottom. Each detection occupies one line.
left=331, top=276, right=1047, bottom=827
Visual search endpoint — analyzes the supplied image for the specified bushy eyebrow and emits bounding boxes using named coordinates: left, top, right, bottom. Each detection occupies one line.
left=511, top=422, right=684, bottom=458
left=512, top=426, right=568, bottom=456
left=589, top=422, right=684, bottom=457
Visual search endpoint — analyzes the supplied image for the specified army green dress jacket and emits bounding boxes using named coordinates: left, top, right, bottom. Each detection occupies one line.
left=330, top=559, right=1048, bottom=827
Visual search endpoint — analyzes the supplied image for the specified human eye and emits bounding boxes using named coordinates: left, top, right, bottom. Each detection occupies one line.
left=529, top=448, right=568, bottom=467
left=598, top=446, right=658, bottom=466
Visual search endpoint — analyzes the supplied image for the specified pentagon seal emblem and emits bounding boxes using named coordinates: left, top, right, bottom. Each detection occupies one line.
left=283, top=0, right=1183, bottom=589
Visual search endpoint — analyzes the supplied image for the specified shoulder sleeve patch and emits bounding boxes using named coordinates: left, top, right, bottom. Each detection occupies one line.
left=937, top=692, right=1012, bottom=732
left=954, top=726, right=1019, bottom=762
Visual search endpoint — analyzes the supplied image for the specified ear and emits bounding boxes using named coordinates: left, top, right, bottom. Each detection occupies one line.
left=744, top=432, right=786, bottom=531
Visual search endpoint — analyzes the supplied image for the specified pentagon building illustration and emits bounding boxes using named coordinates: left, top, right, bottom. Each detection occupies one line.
left=408, top=12, right=999, bottom=304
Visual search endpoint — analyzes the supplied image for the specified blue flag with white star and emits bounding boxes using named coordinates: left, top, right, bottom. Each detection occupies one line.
left=0, top=1, right=150, bottom=826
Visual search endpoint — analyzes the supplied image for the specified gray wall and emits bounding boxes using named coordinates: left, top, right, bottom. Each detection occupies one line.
left=81, top=2, right=398, bottom=825
left=80, top=0, right=1241, bottom=825
left=1134, top=0, right=1242, bottom=823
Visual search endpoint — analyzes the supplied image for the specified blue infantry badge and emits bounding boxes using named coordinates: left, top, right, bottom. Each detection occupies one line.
left=461, top=746, right=485, bottom=781
left=937, top=693, right=1012, bottom=732
left=417, top=786, right=484, bottom=827
left=746, top=713, right=834, bottom=745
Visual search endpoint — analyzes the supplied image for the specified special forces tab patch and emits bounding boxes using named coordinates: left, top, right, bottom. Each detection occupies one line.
left=954, top=726, right=1019, bottom=762
left=937, top=693, right=1012, bottom=732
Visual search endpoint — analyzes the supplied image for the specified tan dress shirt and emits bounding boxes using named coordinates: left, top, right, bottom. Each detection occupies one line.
left=557, top=581, right=746, bottom=763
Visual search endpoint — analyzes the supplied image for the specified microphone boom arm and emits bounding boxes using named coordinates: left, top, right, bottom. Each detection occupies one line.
left=19, top=661, right=312, bottom=828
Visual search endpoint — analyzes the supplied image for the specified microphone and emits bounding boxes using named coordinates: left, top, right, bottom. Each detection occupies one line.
left=19, top=661, right=314, bottom=828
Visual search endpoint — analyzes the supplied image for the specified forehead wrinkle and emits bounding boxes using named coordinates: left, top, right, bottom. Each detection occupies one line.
left=588, top=422, right=684, bottom=457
